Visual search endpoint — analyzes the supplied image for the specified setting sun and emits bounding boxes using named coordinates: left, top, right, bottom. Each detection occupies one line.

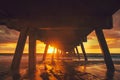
left=47, top=46, right=55, bottom=54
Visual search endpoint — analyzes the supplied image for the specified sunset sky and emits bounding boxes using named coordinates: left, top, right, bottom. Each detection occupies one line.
left=0, top=10, right=120, bottom=54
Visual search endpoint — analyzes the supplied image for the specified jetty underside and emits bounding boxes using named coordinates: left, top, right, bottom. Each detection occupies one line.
left=0, top=0, right=120, bottom=78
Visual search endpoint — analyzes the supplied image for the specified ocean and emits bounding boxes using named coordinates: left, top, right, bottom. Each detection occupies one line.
left=0, top=53, right=120, bottom=62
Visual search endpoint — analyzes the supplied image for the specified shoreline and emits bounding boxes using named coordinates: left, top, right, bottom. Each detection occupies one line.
left=0, top=55, right=120, bottom=80
left=0, top=60, right=120, bottom=80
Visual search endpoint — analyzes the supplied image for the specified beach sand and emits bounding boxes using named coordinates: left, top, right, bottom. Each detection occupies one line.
left=0, top=55, right=120, bottom=80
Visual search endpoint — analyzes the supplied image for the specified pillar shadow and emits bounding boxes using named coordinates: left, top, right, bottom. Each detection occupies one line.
left=40, top=63, right=51, bottom=80
left=105, top=70, right=115, bottom=80
left=40, top=71, right=50, bottom=80
left=12, top=73, right=21, bottom=80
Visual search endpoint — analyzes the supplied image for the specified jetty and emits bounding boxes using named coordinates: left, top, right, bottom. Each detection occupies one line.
left=0, top=0, right=119, bottom=79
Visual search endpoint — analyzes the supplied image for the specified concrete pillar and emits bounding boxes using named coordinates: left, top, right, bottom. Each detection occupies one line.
left=75, top=47, right=80, bottom=61
left=11, top=27, right=28, bottom=74
left=95, top=28, right=115, bottom=71
left=80, top=42, right=88, bottom=61
left=42, top=44, right=49, bottom=61
left=29, top=28, right=36, bottom=75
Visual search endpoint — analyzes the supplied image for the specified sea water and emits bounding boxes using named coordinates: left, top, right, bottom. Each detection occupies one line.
left=0, top=54, right=120, bottom=62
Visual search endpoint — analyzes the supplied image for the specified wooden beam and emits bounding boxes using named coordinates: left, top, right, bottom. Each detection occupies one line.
left=29, top=28, right=36, bottom=75
left=95, top=28, right=115, bottom=71
left=75, top=47, right=80, bottom=61
left=71, top=48, right=76, bottom=56
left=56, top=49, right=59, bottom=60
left=51, top=48, right=55, bottom=64
left=80, top=42, right=88, bottom=61
left=42, top=44, right=49, bottom=61
left=11, top=27, right=28, bottom=74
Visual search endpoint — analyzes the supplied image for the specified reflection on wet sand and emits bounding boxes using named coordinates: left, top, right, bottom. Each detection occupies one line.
left=2, top=60, right=120, bottom=80
left=77, top=62, right=116, bottom=80
left=20, top=60, right=102, bottom=80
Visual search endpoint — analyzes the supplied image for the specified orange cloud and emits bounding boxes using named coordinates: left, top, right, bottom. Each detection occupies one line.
left=0, top=43, right=17, bottom=53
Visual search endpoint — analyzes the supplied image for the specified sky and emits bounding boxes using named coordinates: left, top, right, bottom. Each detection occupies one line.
left=0, top=10, right=120, bottom=54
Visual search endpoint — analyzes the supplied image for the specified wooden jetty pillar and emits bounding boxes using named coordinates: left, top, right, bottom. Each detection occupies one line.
left=75, top=47, right=80, bottom=61
left=71, top=48, right=76, bottom=56
left=42, top=44, right=49, bottom=61
left=11, top=27, right=28, bottom=75
left=29, top=28, right=36, bottom=75
left=60, top=50, right=64, bottom=56
left=80, top=42, right=88, bottom=61
left=95, top=28, right=115, bottom=71
left=59, top=50, right=62, bottom=58
left=56, top=49, right=59, bottom=60
left=51, top=48, right=55, bottom=63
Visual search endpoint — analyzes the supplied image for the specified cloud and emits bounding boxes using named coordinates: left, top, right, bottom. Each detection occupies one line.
left=103, top=30, right=120, bottom=38
left=106, top=38, right=120, bottom=48
left=113, top=9, right=120, bottom=30
left=0, top=25, right=19, bottom=43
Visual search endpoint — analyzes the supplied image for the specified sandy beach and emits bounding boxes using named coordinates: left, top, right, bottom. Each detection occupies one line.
left=0, top=55, right=120, bottom=80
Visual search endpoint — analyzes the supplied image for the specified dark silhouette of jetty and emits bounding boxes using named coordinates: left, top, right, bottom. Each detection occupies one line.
left=0, top=0, right=120, bottom=79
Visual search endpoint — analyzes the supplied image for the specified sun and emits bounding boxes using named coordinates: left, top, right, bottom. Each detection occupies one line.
left=47, top=46, right=54, bottom=54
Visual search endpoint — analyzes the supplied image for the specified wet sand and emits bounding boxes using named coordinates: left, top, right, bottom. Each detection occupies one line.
left=1, top=60, right=120, bottom=80
left=0, top=55, right=120, bottom=80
